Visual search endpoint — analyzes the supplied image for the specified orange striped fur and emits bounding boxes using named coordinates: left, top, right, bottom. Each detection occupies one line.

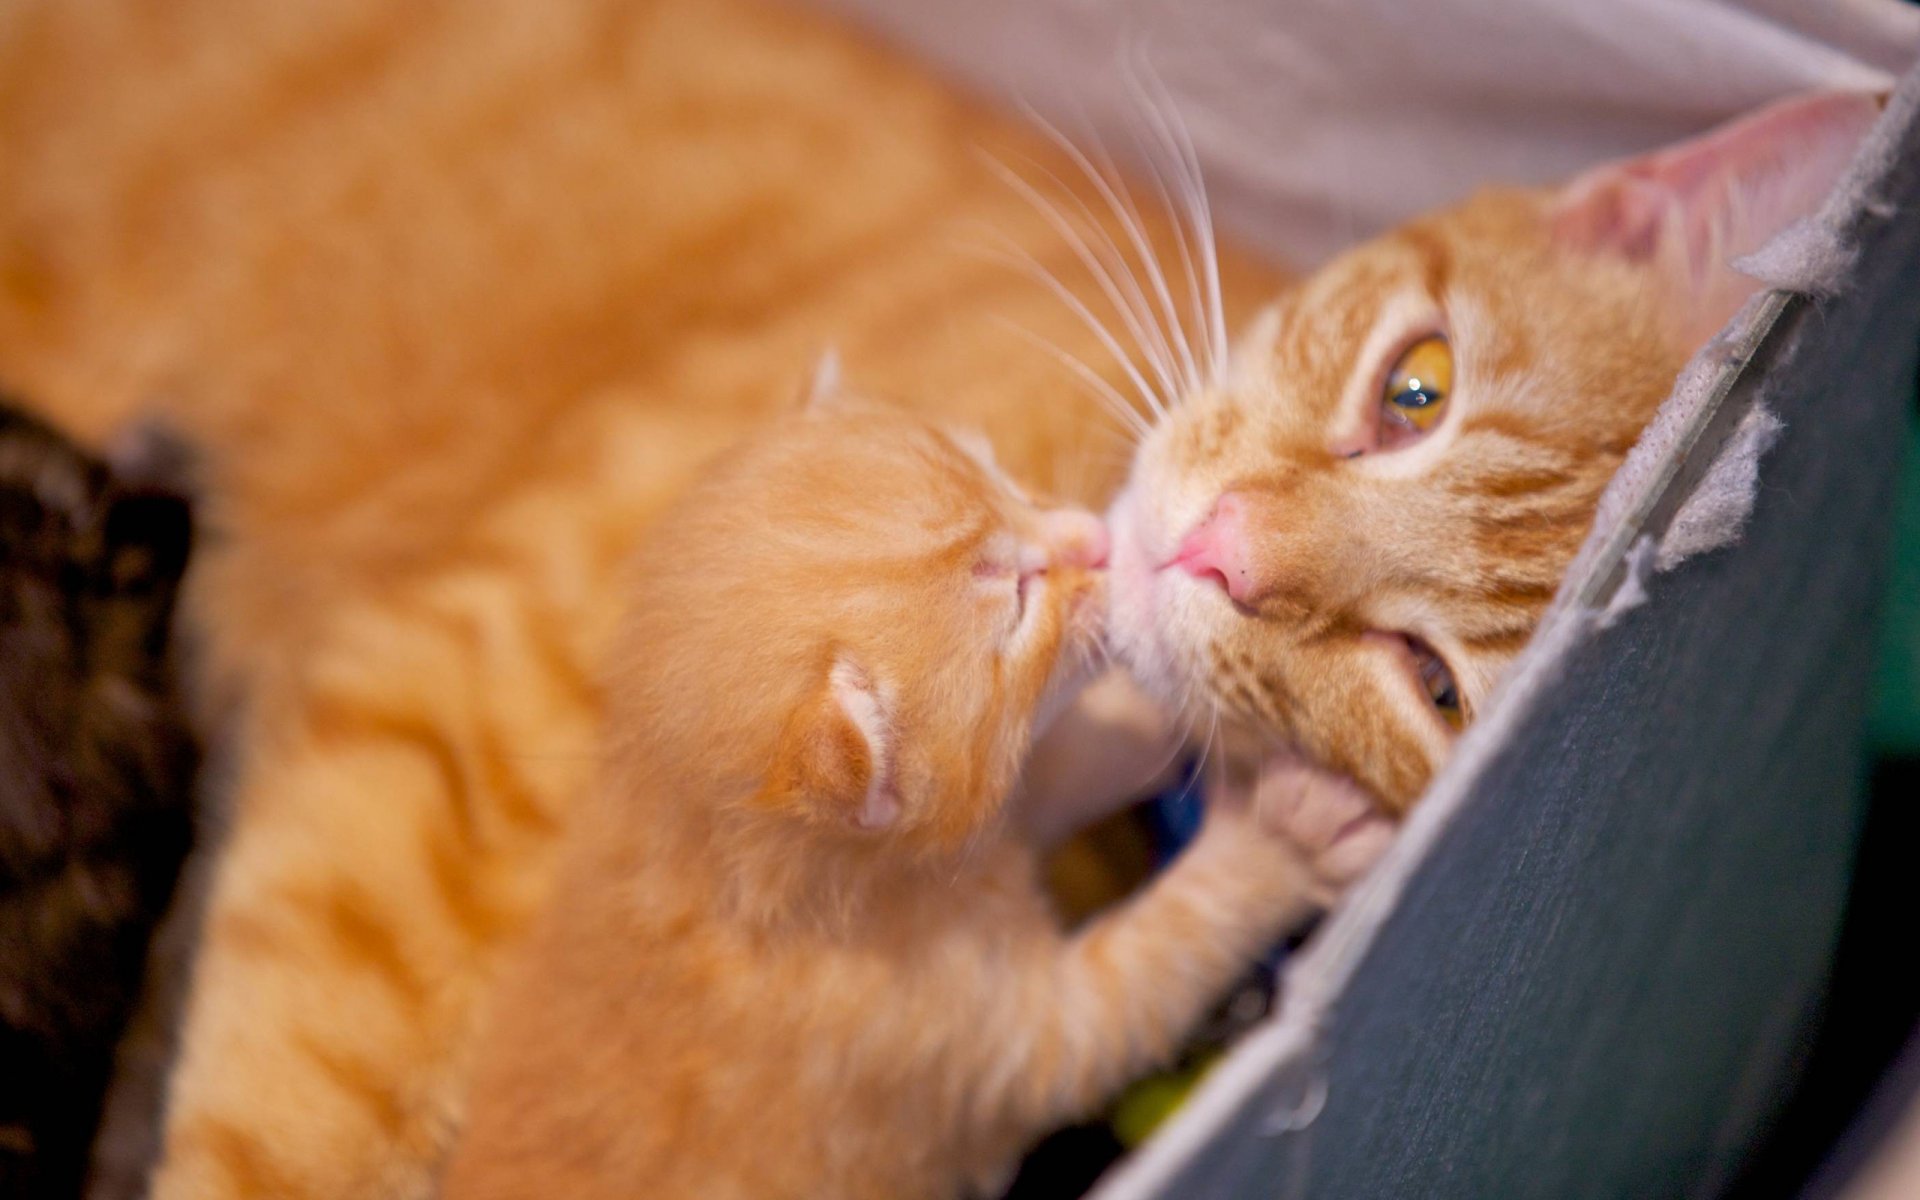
left=0, top=1, right=1277, bottom=1195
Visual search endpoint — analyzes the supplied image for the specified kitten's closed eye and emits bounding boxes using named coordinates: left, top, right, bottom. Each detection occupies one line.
left=975, top=510, right=1109, bottom=635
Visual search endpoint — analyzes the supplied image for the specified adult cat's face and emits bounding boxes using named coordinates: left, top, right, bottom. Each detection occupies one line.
left=1106, top=92, right=1878, bottom=811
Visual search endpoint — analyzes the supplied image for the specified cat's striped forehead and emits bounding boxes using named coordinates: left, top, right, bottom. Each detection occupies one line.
left=1267, top=230, right=1449, bottom=398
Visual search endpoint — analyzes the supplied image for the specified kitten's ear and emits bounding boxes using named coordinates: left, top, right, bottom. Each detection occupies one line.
left=796, top=346, right=845, bottom=414
left=1550, top=91, right=1880, bottom=345
left=762, top=655, right=899, bottom=831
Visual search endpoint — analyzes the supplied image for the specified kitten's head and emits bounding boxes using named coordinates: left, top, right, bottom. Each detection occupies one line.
left=615, top=395, right=1107, bottom=854
left=1108, top=92, right=1879, bottom=812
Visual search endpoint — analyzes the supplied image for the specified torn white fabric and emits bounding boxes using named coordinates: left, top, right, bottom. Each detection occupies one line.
left=1560, top=289, right=1784, bottom=607
left=1600, top=537, right=1659, bottom=629
left=1734, top=216, right=1859, bottom=296
left=1583, top=390, right=1784, bottom=630
left=1658, top=403, right=1786, bottom=570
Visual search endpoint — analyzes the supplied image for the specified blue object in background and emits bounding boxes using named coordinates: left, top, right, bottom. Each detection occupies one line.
left=1141, top=759, right=1206, bottom=867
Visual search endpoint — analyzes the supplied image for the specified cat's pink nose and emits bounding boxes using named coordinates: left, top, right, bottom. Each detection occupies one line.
left=1165, top=494, right=1254, bottom=604
left=1040, top=509, right=1110, bottom=570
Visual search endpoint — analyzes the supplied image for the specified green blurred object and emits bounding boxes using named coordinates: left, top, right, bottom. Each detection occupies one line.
left=1109, top=1052, right=1223, bottom=1149
left=1869, top=412, right=1920, bottom=757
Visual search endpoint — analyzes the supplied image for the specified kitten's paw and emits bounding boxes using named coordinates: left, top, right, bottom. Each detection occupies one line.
left=1249, top=754, right=1395, bottom=894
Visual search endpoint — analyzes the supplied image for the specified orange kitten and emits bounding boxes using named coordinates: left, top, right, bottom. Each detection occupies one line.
left=439, top=400, right=1378, bottom=1200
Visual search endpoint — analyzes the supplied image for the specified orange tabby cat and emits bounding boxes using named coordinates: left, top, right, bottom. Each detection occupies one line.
left=438, top=400, right=1381, bottom=1200
left=1107, top=90, right=1880, bottom=810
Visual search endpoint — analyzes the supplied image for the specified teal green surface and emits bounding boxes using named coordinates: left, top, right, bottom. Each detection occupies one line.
left=1869, top=411, right=1920, bottom=757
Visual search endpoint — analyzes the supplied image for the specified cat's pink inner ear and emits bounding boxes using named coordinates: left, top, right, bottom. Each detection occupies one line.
left=1550, top=91, right=1881, bottom=339
left=763, top=655, right=897, bottom=831
left=828, top=658, right=898, bottom=830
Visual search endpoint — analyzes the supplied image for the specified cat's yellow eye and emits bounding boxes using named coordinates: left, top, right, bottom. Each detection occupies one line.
left=1380, top=335, right=1452, bottom=435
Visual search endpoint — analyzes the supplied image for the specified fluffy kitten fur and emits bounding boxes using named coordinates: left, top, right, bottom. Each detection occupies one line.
left=440, top=402, right=1368, bottom=1200
left=0, top=402, right=196, bottom=1199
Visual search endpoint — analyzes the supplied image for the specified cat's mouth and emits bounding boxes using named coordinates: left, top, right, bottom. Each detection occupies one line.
left=1396, top=633, right=1464, bottom=731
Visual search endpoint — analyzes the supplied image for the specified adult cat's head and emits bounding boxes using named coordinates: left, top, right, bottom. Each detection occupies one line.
left=1108, top=91, right=1880, bottom=812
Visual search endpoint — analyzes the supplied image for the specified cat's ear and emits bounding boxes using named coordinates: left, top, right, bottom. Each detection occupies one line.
left=762, top=654, right=899, bottom=831
left=795, top=346, right=845, bottom=414
left=1549, top=91, right=1880, bottom=345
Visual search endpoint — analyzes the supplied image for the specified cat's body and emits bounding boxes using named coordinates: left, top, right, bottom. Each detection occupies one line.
left=0, top=0, right=1879, bottom=1194
left=0, top=402, right=196, bottom=1199
left=440, top=404, right=1375, bottom=1200
left=3, top=4, right=1277, bottom=1196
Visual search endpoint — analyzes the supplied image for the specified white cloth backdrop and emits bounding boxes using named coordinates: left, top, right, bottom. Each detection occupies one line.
left=813, top=0, right=1919, bottom=266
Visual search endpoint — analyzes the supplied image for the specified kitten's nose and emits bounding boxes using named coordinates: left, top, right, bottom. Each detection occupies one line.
left=1165, top=493, right=1254, bottom=604
left=1039, top=508, right=1110, bottom=570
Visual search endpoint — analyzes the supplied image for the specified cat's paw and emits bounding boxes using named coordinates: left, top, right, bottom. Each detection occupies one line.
left=1246, top=753, right=1395, bottom=896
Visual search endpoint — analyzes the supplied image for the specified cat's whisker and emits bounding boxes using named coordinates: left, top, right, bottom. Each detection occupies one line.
left=1125, top=676, right=1209, bottom=802
left=1064, top=427, right=1141, bottom=464
left=1119, top=80, right=1208, bottom=390
left=1090, top=638, right=1115, bottom=675
left=990, top=147, right=1185, bottom=411
left=1167, top=700, right=1221, bottom=818
left=1128, top=61, right=1221, bottom=387
left=977, top=155, right=1177, bottom=417
left=1018, top=105, right=1203, bottom=400
left=962, top=236, right=1165, bottom=427
left=1090, top=109, right=1211, bottom=402
left=988, top=317, right=1151, bottom=442
left=1110, top=118, right=1214, bottom=394
left=1057, top=439, right=1137, bottom=489
left=1121, top=49, right=1228, bottom=386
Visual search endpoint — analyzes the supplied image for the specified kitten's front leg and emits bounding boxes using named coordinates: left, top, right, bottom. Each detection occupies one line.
left=1006, top=756, right=1392, bottom=1127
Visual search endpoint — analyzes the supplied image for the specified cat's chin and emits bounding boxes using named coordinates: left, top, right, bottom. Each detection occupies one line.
left=1103, top=484, right=1207, bottom=713
left=1031, top=645, right=1102, bottom=741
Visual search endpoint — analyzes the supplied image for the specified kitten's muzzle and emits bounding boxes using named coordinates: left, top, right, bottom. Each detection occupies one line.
left=1036, top=508, right=1109, bottom=571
